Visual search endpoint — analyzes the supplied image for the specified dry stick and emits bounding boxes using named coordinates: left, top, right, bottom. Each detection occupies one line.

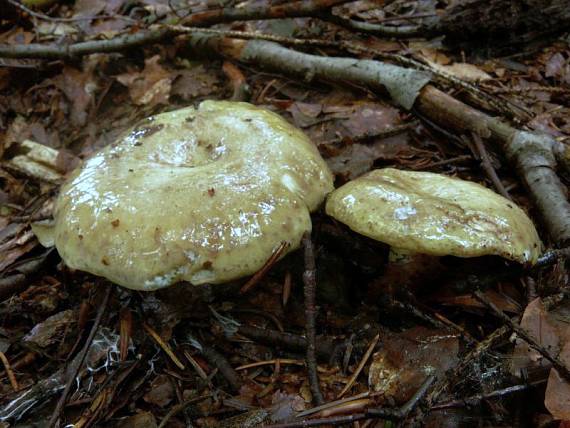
left=473, top=290, right=570, bottom=382
left=0, top=352, right=19, bottom=391
left=302, top=232, right=325, bottom=406
left=265, top=375, right=435, bottom=428
left=236, top=324, right=338, bottom=359
left=6, top=0, right=136, bottom=23
left=179, top=0, right=350, bottom=27
left=472, top=132, right=512, bottom=200
left=321, top=11, right=423, bottom=37
left=143, top=323, right=186, bottom=370
left=236, top=359, right=307, bottom=371
left=158, top=394, right=211, bottom=428
left=239, top=241, right=289, bottom=294
left=199, top=342, right=242, bottom=392
left=338, top=334, right=379, bottom=398
left=48, top=283, right=112, bottom=428
left=297, top=391, right=371, bottom=418
left=431, top=383, right=541, bottom=411
left=0, top=0, right=348, bottom=59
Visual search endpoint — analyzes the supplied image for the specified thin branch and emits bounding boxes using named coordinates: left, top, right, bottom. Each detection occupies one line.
left=472, top=132, right=511, bottom=200
left=158, top=394, right=212, bottom=428
left=0, top=352, right=19, bottom=391
left=303, top=231, right=325, bottom=406
left=337, top=334, right=379, bottom=398
left=264, top=375, right=434, bottom=427
left=236, top=324, right=339, bottom=359
left=48, top=283, right=112, bottom=427
left=322, top=12, right=423, bottom=37
left=239, top=241, right=289, bottom=294
left=143, top=323, right=186, bottom=370
left=431, top=383, right=539, bottom=410
left=6, top=0, right=136, bottom=23
left=199, top=342, right=242, bottom=392
left=0, top=0, right=348, bottom=59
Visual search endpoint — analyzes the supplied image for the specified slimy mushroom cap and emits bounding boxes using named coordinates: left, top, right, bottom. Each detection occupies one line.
left=325, top=168, right=542, bottom=264
left=42, top=101, right=333, bottom=290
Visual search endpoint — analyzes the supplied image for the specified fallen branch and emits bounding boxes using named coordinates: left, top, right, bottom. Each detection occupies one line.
left=0, top=0, right=347, bottom=59
left=185, top=35, right=569, bottom=246
left=302, top=232, right=325, bottom=405
left=265, top=375, right=435, bottom=427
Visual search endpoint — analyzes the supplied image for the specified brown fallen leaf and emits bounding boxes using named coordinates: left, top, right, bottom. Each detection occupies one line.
left=368, top=326, right=459, bottom=404
left=143, top=374, right=175, bottom=407
left=116, top=55, right=172, bottom=107
left=22, top=309, right=76, bottom=348
left=545, top=342, right=570, bottom=420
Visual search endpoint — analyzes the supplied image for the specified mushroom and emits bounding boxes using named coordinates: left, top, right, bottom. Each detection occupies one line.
left=325, top=168, right=542, bottom=271
left=33, top=101, right=333, bottom=290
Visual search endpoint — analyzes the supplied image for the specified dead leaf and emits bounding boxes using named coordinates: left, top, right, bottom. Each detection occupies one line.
left=23, top=309, right=76, bottom=347
left=510, top=298, right=570, bottom=377
left=116, top=412, right=158, bottom=428
left=545, top=53, right=566, bottom=78
left=116, top=56, right=172, bottom=107
left=369, top=327, right=459, bottom=404
left=545, top=342, right=570, bottom=420
left=143, top=374, right=175, bottom=407
left=171, top=65, right=221, bottom=101
left=54, top=66, right=97, bottom=127
left=427, top=61, right=492, bottom=82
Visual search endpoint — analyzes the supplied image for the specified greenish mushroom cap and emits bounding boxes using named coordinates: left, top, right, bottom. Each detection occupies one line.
left=35, top=101, right=333, bottom=290
left=326, top=168, right=542, bottom=264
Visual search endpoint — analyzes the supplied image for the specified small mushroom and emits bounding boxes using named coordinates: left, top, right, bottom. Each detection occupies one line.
left=34, top=101, right=333, bottom=290
left=325, top=168, right=542, bottom=266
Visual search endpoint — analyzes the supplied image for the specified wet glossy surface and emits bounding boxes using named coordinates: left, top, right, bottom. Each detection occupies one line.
left=52, top=101, right=333, bottom=290
left=326, top=168, right=542, bottom=264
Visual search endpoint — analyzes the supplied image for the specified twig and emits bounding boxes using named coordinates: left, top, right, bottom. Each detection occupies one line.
left=535, top=247, right=570, bottom=268
left=199, top=342, right=242, bottom=392
left=0, top=0, right=348, bottom=59
left=179, top=0, right=349, bottom=27
left=239, top=241, right=289, bottom=294
left=158, top=394, right=211, bottom=428
left=236, top=325, right=339, bottom=358
left=372, top=374, right=435, bottom=418
left=472, top=132, right=511, bottom=200
left=431, top=383, right=539, bottom=410
left=302, top=231, right=324, bottom=406
left=143, top=323, right=185, bottom=370
left=283, top=271, right=292, bottom=306
left=265, top=375, right=435, bottom=427
left=0, top=352, right=19, bottom=391
left=48, top=283, right=112, bottom=428
left=322, top=12, right=423, bottom=37
left=338, top=334, right=379, bottom=398
left=6, top=0, right=136, bottom=23
left=236, top=358, right=307, bottom=371
left=473, top=290, right=570, bottom=382
left=297, top=391, right=371, bottom=418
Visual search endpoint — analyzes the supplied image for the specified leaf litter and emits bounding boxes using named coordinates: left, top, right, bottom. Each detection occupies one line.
left=0, top=0, right=569, bottom=426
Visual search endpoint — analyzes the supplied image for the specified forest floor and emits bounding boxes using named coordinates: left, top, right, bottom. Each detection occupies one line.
left=0, top=0, right=570, bottom=427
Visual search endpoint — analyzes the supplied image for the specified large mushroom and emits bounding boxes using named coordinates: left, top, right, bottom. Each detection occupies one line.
left=34, top=101, right=333, bottom=290
left=326, top=168, right=542, bottom=269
